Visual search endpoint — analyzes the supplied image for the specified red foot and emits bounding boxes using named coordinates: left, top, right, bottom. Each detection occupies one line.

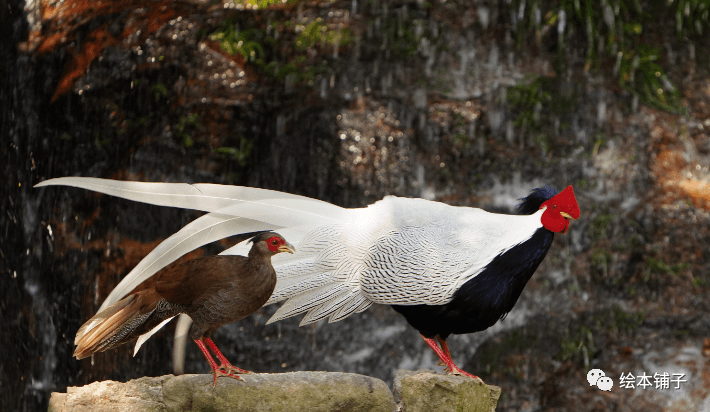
left=194, top=338, right=252, bottom=386
left=421, top=334, right=483, bottom=383
left=210, top=366, right=245, bottom=386
left=443, top=364, right=481, bottom=380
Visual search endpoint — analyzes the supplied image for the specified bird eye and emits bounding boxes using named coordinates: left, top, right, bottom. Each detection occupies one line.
left=553, top=204, right=557, bottom=209
left=271, top=239, right=279, bottom=245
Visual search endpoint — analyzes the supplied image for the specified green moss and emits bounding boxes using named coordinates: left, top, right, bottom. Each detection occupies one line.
left=213, top=134, right=254, bottom=167
left=589, top=213, right=616, bottom=241
left=644, top=257, right=689, bottom=282
left=477, top=329, right=529, bottom=378
left=398, top=373, right=500, bottom=412
left=558, top=326, right=594, bottom=370
left=175, top=113, right=200, bottom=148
left=505, top=75, right=577, bottom=155
left=151, top=82, right=168, bottom=101
left=295, top=20, right=353, bottom=51
left=210, top=25, right=264, bottom=63
left=208, top=16, right=350, bottom=85
left=510, top=0, right=690, bottom=113
left=162, top=372, right=396, bottom=412
left=597, top=304, right=645, bottom=334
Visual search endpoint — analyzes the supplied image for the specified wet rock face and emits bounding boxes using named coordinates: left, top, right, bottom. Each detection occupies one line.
left=5, top=0, right=710, bottom=411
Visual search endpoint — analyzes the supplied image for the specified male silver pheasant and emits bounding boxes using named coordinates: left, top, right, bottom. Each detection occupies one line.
left=36, top=177, right=580, bottom=379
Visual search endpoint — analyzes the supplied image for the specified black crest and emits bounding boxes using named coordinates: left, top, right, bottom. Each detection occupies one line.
left=516, top=186, right=559, bottom=215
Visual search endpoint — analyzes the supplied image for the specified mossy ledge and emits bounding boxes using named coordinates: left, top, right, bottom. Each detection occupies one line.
left=48, top=370, right=501, bottom=412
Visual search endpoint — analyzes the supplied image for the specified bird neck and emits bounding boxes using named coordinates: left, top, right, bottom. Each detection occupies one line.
left=247, top=246, right=272, bottom=261
left=244, top=252, right=276, bottom=281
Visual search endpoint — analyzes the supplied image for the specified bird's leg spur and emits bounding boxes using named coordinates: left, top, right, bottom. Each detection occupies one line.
left=421, top=334, right=482, bottom=383
left=194, top=338, right=250, bottom=386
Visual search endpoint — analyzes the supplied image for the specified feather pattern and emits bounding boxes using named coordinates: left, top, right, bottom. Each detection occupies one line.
left=37, top=177, right=545, bottom=328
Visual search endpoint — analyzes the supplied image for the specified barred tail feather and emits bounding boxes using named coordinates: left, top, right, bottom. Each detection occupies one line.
left=267, top=283, right=351, bottom=325
left=298, top=288, right=359, bottom=325
left=266, top=271, right=335, bottom=305
left=74, top=292, right=158, bottom=359
left=329, top=296, right=372, bottom=323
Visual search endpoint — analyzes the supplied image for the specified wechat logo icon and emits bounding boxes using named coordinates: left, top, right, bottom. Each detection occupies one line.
left=587, top=369, right=613, bottom=391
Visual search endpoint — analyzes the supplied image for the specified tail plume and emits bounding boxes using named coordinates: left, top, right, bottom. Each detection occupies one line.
left=73, top=291, right=160, bottom=359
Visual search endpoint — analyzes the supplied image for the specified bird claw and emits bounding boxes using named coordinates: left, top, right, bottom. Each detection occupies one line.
left=444, top=366, right=484, bottom=384
left=210, top=363, right=253, bottom=386
left=211, top=369, right=246, bottom=387
left=218, top=364, right=252, bottom=375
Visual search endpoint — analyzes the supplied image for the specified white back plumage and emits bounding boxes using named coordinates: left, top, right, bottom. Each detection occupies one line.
left=36, top=177, right=543, bottom=341
left=265, top=197, right=544, bottom=325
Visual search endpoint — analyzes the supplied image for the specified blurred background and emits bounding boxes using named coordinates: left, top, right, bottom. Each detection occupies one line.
left=3, top=0, right=710, bottom=410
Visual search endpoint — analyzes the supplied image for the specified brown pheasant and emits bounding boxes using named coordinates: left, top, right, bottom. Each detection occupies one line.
left=73, top=232, right=295, bottom=385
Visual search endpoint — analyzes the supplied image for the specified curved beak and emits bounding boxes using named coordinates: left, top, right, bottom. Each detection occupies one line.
left=278, top=242, right=296, bottom=254
left=559, top=212, right=576, bottom=234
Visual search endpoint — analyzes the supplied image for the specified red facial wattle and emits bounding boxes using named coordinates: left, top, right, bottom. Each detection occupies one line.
left=561, top=218, right=570, bottom=234
left=266, top=237, right=284, bottom=253
left=265, top=236, right=296, bottom=254
left=540, top=185, right=580, bottom=233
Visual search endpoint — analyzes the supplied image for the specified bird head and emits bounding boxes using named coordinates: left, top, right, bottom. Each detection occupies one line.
left=250, top=232, right=296, bottom=255
left=539, top=185, right=580, bottom=234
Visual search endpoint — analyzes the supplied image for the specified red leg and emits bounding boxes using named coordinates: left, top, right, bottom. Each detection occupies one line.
left=434, top=335, right=452, bottom=367
left=193, top=338, right=245, bottom=386
left=421, top=334, right=481, bottom=381
left=436, top=335, right=454, bottom=361
left=204, top=337, right=251, bottom=375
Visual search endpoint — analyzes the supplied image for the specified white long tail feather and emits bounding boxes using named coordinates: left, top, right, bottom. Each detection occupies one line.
left=35, top=177, right=348, bottom=225
left=133, top=315, right=177, bottom=356
left=172, top=314, right=192, bottom=375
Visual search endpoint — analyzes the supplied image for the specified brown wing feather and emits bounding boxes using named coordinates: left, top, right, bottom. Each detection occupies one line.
left=154, top=255, right=249, bottom=305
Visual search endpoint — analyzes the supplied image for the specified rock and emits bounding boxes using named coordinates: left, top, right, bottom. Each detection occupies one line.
left=49, top=372, right=395, bottom=412
left=393, top=370, right=501, bottom=412
left=48, top=371, right=500, bottom=412
left=48, top=375, right=170, bottom=412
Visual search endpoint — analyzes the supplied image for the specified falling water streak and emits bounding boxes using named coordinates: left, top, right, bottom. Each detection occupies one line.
left=22, top=193, right=58, bottom=398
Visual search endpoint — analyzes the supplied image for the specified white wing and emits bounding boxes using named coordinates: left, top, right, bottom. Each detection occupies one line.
left=267, top=196, right=544, bottom=324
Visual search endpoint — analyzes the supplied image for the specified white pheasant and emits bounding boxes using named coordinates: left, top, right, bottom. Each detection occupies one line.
left=36, top=177, right=580, bottom=379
